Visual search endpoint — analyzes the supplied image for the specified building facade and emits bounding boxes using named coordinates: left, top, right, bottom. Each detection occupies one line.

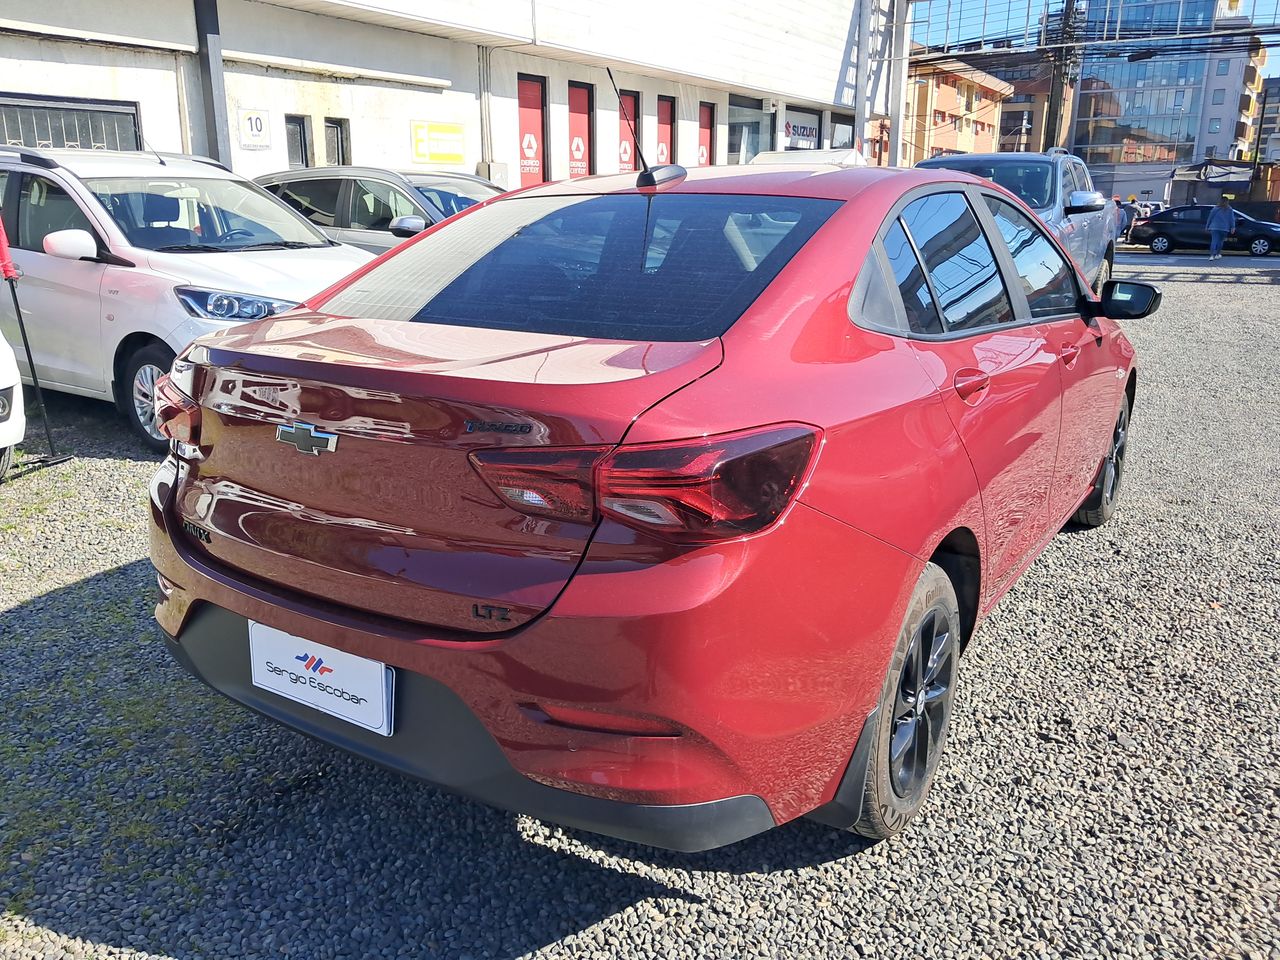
left=0, top=0, right=891, bottom=187
left=1070, top=0, right=1267, bottom=197
left=903, top=55, right=1011, bottom=164
left=991, top=55, right=1075, bottom=153
left=1254, top=75, right=1280, bottom=153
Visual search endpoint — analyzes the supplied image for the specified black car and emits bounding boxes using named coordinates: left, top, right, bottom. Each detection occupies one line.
left=1129, top=204, right=1280, bottom=256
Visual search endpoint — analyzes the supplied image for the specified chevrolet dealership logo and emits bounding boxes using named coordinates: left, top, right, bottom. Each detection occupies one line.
left=275, top=421, right=338, bottom=455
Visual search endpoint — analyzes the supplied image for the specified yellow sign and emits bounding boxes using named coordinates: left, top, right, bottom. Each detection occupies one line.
left=411, top=121, right=464, bottom=165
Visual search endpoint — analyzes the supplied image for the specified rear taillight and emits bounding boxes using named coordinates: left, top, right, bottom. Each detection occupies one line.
left=154, top=357, right=202, bottom=447
left=470, top=424, right=821, bottom=542
left=469, top=446, right=609, bottom=522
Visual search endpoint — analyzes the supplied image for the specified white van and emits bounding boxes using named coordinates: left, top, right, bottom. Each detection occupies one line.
left=0, top=148, right=373, bottom=450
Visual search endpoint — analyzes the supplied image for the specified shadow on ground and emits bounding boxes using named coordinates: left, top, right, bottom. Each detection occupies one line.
left=0, top=559, right=873, bottom=959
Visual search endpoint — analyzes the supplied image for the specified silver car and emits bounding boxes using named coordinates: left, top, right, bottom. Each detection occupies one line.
left=256, top=166, right=504, bottom=253
left=916, top=149, right=1118, bottom=292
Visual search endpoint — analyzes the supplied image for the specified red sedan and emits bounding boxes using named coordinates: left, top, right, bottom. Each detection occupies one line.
left=148, top=163, right=1158, bottom=851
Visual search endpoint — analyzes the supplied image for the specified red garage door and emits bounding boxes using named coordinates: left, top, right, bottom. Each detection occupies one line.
left=618, top=90, right=640, bottom=173
left=698, top=102, right=715, bottom=165
left=568, top=82, right=593, bottom=178
left=518, top=74, right=547, bottom=187
left=657, top=96, right=675, bottom=165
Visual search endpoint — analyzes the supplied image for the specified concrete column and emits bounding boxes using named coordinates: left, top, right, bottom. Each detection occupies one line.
left=853, top=0, right=872, bottom=148
left=887, top=0, right=912, bottom=166
left=193, top=0, right=231, bottom=166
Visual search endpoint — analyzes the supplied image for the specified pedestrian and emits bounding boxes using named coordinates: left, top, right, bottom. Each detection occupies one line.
left=1206, top=196, right=1236, bottom=261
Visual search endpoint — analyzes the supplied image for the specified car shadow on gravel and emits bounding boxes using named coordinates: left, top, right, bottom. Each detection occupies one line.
left=1, top=560, right=711, bottom=959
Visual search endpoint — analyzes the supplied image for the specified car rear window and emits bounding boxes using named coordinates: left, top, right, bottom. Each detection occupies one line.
left=318, top=193, right=840, bottom=341
left=918, top=158, right=1054, bottom=209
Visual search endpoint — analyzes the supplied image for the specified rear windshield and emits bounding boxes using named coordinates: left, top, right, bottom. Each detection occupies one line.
left=919, top=158, right=1054, bottom=209
left=319, top=193, right=840, bottom=341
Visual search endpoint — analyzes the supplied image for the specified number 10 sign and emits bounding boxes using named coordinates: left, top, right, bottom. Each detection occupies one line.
left=238, top=109, right=270, bottom=149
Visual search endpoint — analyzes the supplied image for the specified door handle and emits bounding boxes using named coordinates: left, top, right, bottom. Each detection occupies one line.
left=953, top=369, right=990, bottom=402
left=1059, top=344, right=1081, bottom=366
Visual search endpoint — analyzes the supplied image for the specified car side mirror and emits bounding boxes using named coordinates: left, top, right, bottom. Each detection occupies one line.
left=43, top=229, right=99, bottom=262
left=1065, top=190, right=1107, bottom=216
left=388, top=215, right=427, bottom=238
left=1094, top=279, right=1161, bottom=320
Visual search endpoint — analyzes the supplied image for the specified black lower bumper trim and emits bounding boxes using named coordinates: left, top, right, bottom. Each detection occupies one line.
left=163, top=603, right=775, bottom=852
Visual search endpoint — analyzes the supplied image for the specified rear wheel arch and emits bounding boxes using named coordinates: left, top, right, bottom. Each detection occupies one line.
left=928, top=528, right=981, bottom=647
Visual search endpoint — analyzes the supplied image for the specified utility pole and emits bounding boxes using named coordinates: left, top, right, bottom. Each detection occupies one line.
left=1252, top=84, right=1269, bottom=174
left=1040, top=0, right=1078, bottom=151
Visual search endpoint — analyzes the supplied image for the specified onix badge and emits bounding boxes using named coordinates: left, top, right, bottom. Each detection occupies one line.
left=276, top=421, right=338, bottom=455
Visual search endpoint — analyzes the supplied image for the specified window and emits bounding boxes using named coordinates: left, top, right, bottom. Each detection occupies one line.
left=324, top=118, right=349, bottom=166
left=0, top=94, right=140, bottom=150
left=1209, top=118, right=1221, bottom=133
left=848, top=249, right=901, bottom=333
left=285, top=115, right=311, bottom=168
left=1212, top=88, right=1225, bottom=106
left=86, top=176, right=328, bottom=250
left=934, top=111, right=946, bottom=125
left=1217, top=59, right=1230, bottom=76
left=408, top=176, right=502, bottom=219
left=349, top=180, right=419, bottom=231
left=15, top=175, right=96, bottom=252
left=727, top=95, right=774, bottom=164
left=899, top=193, right=1013, bottom=332
left=984, top=197, right=1078, bottom=318
left=882, top=220, right=942, bottom=335
left=319, top=194, right=839, bottom=341
left=274, top=178, right=343, bottom=228
left=1171, top=208, right=1207, bottom=222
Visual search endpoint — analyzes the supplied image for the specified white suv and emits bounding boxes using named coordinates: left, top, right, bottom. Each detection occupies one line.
left=0, top=148, right=373, bottom=449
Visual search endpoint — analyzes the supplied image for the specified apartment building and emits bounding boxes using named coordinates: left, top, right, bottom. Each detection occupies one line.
left=0, top=0, right=894, bottom=187
left=904, top=55, right=1011, bottom=164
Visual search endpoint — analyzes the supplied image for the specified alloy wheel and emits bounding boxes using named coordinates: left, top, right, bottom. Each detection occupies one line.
left=132, top=363, right=166, bottom=442
left=1251, top=238, right=1271, bottom=256
left=889, top=606, right=957, bottom=800
left=1150, top=236, right=1170, bottom=254
left=1101, top=403, right=1129, bottom=506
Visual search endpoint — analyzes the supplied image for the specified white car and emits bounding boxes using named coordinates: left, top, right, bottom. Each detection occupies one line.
left=0, top=331, right=24, bottom=479
left=0, top=148, right=373, bottom=449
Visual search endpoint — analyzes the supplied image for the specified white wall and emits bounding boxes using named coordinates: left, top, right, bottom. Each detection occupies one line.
left=218, top=0, right=481, bottom=177
left=0, top=32, right=198, bottom=155
left=0, top=0, right=196, bottom=49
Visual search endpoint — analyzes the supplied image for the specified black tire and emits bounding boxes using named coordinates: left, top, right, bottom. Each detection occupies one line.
left=1073, top=396, right=1130, bottom=528
left=1093, top=251, right=1112, bottom=295
left=120, top=342, right=175, bottom=453
left=1249, top=236, right=1272, bottom=257
left=1149, top=235, right=1173, bottom=254
left=0, top=445, right=12, bottom=481
left=847, top=563, right=961, bottom=841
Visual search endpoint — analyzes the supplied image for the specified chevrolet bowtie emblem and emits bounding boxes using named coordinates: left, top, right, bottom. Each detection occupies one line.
left=275, top=421, right=338, bottom=455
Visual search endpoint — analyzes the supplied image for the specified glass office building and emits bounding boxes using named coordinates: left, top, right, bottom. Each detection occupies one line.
left=1072, top=0, right=1217, bottom=164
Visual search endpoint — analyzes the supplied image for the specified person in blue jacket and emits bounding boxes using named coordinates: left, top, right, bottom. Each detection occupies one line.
left=1206, top=197, right=1237, bottom=260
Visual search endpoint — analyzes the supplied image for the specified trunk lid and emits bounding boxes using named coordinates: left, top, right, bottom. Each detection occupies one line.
left=173, top=312, right=719, bottom=633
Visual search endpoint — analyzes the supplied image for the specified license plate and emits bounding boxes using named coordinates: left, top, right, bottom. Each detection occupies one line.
left=249, top=622, right=394, bottom=736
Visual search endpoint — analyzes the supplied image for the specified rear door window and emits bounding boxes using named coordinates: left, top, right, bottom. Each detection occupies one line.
left=350, top=180, right=419, bottom=231
left=899, top=192, right=1014, bottom=332
left=275, top=178, right=342, bottom=228
left=320, top=193, right=839, bottom=341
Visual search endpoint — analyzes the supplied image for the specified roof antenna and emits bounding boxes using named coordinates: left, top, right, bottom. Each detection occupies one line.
left=141, top=134, right=166, bottom=166
left=606, top=68, right=686, bottom=189
left=607, top=68, right=648, bottom=175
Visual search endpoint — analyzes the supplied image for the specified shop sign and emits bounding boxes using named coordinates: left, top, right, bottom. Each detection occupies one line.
left=783, top=109, right=821, bottom=149
left=411, top=121, right=465, bottom=165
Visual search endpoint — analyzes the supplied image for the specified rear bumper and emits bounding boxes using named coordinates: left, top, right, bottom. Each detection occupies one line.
left=164, top=603, right=772, bottom=852
left=150, top=455, right=921, bottom=850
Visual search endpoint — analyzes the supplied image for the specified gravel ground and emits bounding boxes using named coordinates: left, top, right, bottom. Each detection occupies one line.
left=2, top=253, right=1277, bottom=959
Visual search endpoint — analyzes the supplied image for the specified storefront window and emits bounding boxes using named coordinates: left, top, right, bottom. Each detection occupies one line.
left=782, top=107, right=821, bottom=150
left=831, top=113, right=856, bottom=149
left=727, top=95, right=774, bottom=164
